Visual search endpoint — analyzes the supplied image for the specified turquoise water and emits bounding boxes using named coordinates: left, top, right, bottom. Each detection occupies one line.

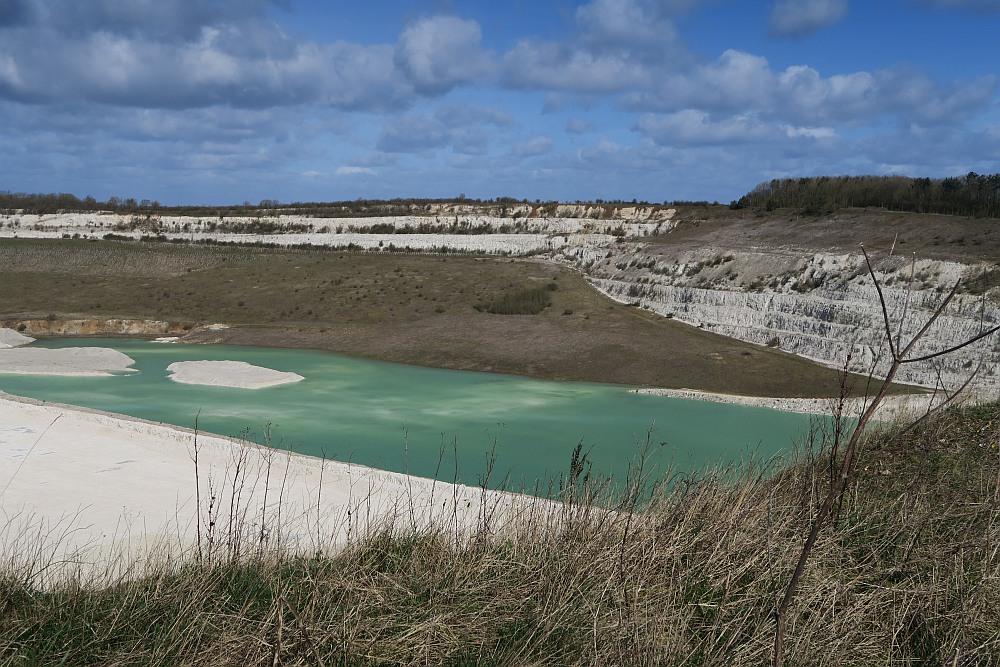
left=0, top=339, right=822, bottom=489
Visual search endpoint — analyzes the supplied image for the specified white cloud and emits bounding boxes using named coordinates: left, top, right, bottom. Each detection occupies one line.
left=513, top=135, right=554, bottom=157
left=566, top=118, right=593, bottom=134
left=47, top=0, right=270, bottom=38
left=637, top=110, right=777, bottom=145
left=625, top=49, right=996, bottom=128
left=576, top=0, right=681, bottom=51
left=501, top=0, right=691, bottom=94
left=783, top=125, right=837, bottom=139
left=624, top=49, right=772, bottom=112
left=0, top=14, right=411, bottom=111
left=335, top=166, right=376, bottom=176
left=394, top=16, right=494, bottom=95
left=769, top=0, right=849, bottom=37
left=375, top=105, right=512, bottom=154
left=0, top=5, right=494, bottom=111
left=502, top=40, right=649, bottom=93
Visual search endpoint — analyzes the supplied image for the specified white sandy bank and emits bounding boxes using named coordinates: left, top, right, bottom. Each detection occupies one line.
left=0, top=393, right=541, bottom=585
left=167, top=360, right=304, bottom=389
left=0, top=328, right=35, bottom=348
left=0, top=346, right=136, bottom=376
left=631, top=387, right=955, bottom=422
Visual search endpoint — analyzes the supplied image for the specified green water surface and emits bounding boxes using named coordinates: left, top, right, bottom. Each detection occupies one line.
left=0, top=339, right=824, bottom=489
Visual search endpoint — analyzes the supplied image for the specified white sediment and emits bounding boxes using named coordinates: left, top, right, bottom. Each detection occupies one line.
left=0, top=347, right=136, bottom=376
left=631, top=387, right=959, bottom=422
left=0, top=328, right=35, bottom=348
left=0, top=392, right=541, bottom=585
left=166, top=360, right=304, bottom=389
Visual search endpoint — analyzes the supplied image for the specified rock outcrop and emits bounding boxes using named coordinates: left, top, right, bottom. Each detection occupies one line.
left=4, top=319, right=195, bottom=337
left=585, top=245, right=1000, bottom=393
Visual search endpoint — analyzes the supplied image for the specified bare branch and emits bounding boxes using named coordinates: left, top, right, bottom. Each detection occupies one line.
left=895, top=254, right=916, bottom=353
left=901, top=325, right=1000, bottom=364
left=862, top=246, right=898, bottom=361
left=897, top=279, right=961, bottom=360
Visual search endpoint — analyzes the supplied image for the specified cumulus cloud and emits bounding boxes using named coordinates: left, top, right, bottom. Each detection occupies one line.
left=435, top=105, right=512, bottom=127
left=375, top=105, right=511, bottom=154
left=626, top=49, right=996, bottom=127
left=783, top=125, right=837, bottom=139
left=513, top=135, right=554, bottom=157
left=503, top=40, right=649, bottom=93
left=636, top=110, right=777, bottom=146
left=48, top=0, right=280, bottom=39
left=501, top=0, right=693, bottom=94
left=648, top=49, right=774, bottom=110
left=0, top=5, right=496, bottom=111
left=394, top=16, right=494, bottom=95
left=0, top=2, right=415, bottom=111
left=575, top=0, right=682, bottom=52
left=0, top=97, right=348, bottom=203
left=335, top=166, right=376, bottom=176
left=566, top=118, right=593, bottom=134
left=769, top=0, right=848, bottom=37
left=0, top=26, right=409, bottom=110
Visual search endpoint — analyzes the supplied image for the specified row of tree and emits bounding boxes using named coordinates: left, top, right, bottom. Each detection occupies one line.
left=0, top=192, right=162, bottom=215
left=0, top=191, right=675, bottom=218
left=8, top=175, right=999, bottom=219
left=734, top=173, right=1000, bottom=218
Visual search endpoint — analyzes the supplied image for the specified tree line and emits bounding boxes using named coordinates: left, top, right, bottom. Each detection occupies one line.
left=733, top=173, right=1000, bottom=218
left=0, top=191, right=162, bottom=215
left=0, top=191, right=676, bottom=218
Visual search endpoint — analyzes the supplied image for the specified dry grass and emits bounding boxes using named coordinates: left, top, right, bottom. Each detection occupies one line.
left=2, top=402, right=998, bottom=666
left=663, top=206, right=1000, bottom=265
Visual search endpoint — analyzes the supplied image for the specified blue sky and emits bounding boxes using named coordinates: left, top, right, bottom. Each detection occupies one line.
left=1, top=0, right=999, bottom=205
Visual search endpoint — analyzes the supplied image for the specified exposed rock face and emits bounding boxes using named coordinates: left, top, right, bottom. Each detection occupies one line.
left=0, top=207, right=678, bottom=250
left=586, top=246, right=1000, bottom=393
left=4, top=319, right=195, bottom=337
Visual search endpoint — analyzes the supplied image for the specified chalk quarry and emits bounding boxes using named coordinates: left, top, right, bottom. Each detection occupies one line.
left=3, top=205, right=997, bottom=394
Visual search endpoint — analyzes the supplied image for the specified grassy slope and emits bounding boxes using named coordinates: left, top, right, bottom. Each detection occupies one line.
left=2, top=402, right=997, bottom=665
left=664, top=205, right=1000, bottom=264
left=0, top=238, right=859, bottom=397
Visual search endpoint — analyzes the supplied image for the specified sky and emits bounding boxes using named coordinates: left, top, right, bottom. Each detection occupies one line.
left=1, top=0, right=999, bottom=205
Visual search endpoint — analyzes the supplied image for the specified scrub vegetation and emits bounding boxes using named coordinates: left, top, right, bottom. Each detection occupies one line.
left=0, top=238, right=863, bottom=397
left=475, top=283, right=557, bottom=315
left=2, top=402, right=998, bottom=665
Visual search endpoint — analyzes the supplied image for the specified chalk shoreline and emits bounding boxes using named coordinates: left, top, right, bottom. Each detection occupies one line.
left=0, top=390, right=537, bottom=585
left=0, top=346, right=137, bottom=376
left=630, top=387, right=959, bottom=422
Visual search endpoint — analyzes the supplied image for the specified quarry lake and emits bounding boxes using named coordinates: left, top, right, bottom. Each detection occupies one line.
left=1, top=338, right=825, bottom=489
